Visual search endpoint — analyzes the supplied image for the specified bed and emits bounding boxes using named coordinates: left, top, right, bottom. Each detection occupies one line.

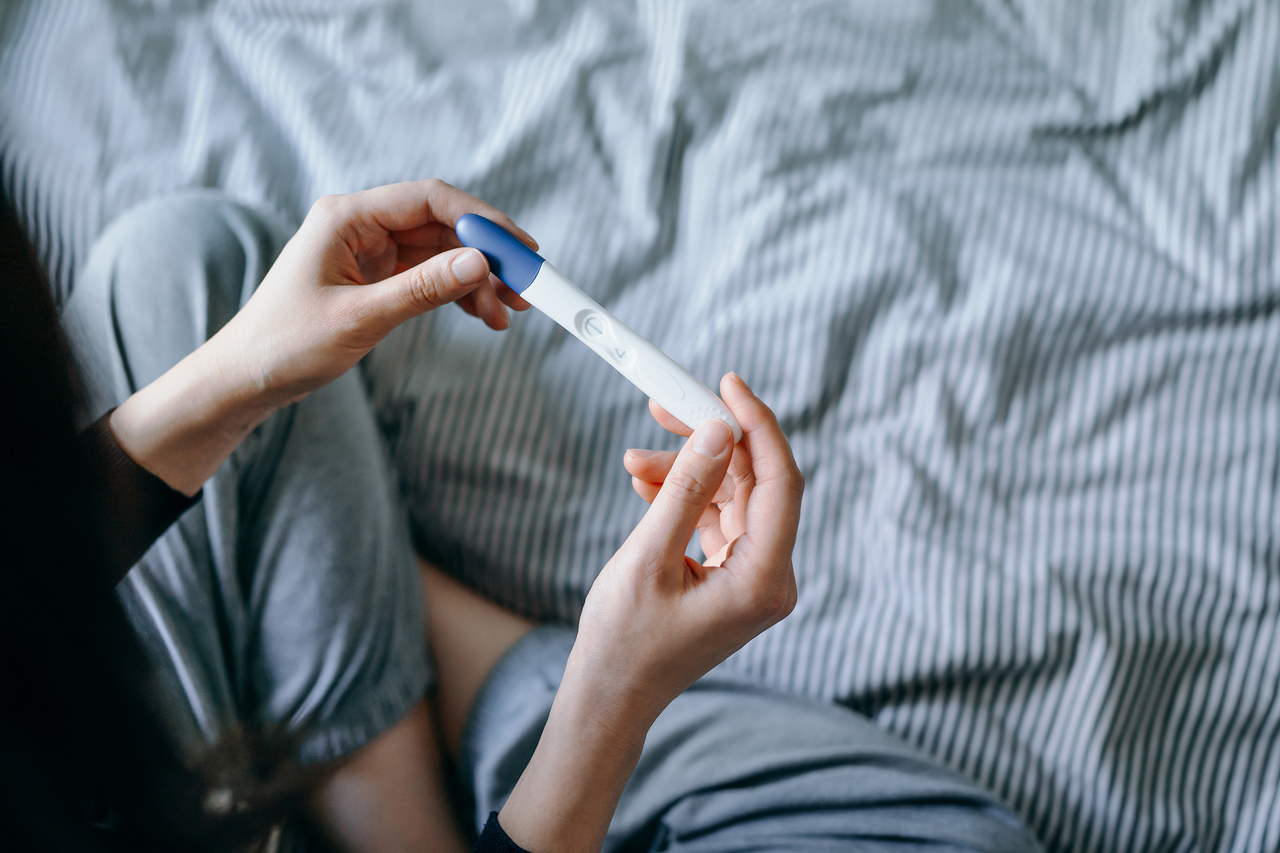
left=3, top=1, right=1278, bottom=850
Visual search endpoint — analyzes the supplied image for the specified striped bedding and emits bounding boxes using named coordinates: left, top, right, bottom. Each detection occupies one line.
left=3, top=1, right=1279, bottom=850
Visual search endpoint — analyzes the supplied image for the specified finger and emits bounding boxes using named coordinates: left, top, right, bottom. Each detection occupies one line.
left=452, top=281, right=512, bottom=328
left=630, top=473, right=727, bottom=550
left=470, top=279, right=512, bottom=330
left=624, top=449, right=735, bottom=504
left=371, top=246, right=492, bottom=323
left=630, top=477, right=730, bottom=552
left=720, top=442, right=756, bottom=542
left=394, top=260, right=530, bottom=318
left=648, top=399, right=693, bottom=437
left=629, top=470, right=724, bottom=520
left=722, top=373, right=799, bottom=497
left=394, top=222, right=535, bottom=294
left=630, top=476, right=662, bottom=504
left=718, top=373, right=803, bottom=571
left=391, top=222, right=461, bottom=251
left=396, top=263, right=528, bottom=315
left=395, top=241, right=455, bottom=270
left=494, top=278, right=533, bottom=311
left=623, top=449, right=679, bottom=481
left=698, top=522, right=730, bottom=561
left=337, top=180, right=538, bottom=249
left=455, top=291, right=480, bottom=319
left=389, top=225, right=464, bottom=268
left=704, top=534, right=736, bottom=568
left=627, top=419, right=735, bottom=565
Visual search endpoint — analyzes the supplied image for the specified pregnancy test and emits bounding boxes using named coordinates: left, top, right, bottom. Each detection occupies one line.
left=455, top=214, right=743, bottom=442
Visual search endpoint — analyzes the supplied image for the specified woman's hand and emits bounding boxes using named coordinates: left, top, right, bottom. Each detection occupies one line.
left=217, top=179, right=535, bottom=409
left=109, top=180, right=534, bottom=495
left=626, top=391, right=766, bottom=568
left=497, top=373, right=803, bottom=853
left=571, top=371, right=802, bottom=722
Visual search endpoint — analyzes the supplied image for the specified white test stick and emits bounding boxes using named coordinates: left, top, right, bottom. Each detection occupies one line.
left=455, top=214, right=742, bottom=442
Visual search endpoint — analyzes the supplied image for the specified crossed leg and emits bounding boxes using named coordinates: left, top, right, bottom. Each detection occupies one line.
left=420, top=559, right=1043, bottom=853
left=420, top=561, right=536, bottom=759
left=64, top=191, right=468, bottom=853
left=309, top=702, right=465, bottom=852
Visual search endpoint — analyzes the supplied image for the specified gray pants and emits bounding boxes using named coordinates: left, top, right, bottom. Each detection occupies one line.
left=62, top=192, right=429, bottom=768
left=467, top=628, right=1043, bottom=852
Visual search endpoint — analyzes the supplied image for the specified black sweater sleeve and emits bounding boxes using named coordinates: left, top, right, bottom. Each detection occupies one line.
left=474, top=812, right=534, bottom=853
left=81, top=412, right=200, bottom=587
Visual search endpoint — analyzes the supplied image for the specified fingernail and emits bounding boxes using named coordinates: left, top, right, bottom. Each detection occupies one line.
left=626, top=448, right=657, bottom=458
left=451, top=249, right=488, bottom=283
left=691, top=419, right=732, bottom=459
left=729, top=372, right=753, bottom=394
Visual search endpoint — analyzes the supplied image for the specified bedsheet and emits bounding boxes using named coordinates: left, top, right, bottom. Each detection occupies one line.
left=3, top=2, right=1279, bottom=851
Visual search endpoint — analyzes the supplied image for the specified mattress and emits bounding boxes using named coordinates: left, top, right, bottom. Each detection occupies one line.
left=3, top=1, right=1279, bottom=851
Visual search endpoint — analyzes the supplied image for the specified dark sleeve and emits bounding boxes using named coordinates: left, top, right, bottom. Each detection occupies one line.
left=474, top=812, right=534, bottom=853
left=81, top=411, right=200, bottom=587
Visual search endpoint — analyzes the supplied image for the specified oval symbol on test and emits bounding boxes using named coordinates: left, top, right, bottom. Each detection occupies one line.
left=636, top=361, right=686, bottom=401
left=584, top=316, right=605, bottom=337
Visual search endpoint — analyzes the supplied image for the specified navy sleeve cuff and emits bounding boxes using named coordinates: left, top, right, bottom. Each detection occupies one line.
left=81, top=411, right=200, bottom=586
left=474, top=812, right=533, bottom=853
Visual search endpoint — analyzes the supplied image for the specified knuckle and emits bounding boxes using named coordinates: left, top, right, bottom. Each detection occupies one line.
left=666, top=465, right=718, bottom=506
left=408, top=264, right=448, bottom=308
left=422, top=178, right=449, bottom=203
left=309, top=194, right=343, bottom=224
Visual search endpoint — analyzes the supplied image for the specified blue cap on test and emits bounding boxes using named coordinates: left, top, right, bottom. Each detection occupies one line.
left=455, top=214, right=545, bottom=294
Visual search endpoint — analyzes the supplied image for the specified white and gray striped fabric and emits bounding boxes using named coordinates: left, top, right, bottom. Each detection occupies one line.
left=4, top=2, right=1279, bottom=851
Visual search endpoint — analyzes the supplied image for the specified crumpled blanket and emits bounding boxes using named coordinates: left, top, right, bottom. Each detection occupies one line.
left=3, top=2, right=1278, bottom=850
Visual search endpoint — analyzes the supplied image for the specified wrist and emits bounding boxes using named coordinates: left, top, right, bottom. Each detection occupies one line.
left=558, top=643, right=666, bottom=743
left=110, top=336, right=280, bottom=496
left=496, top=649, right=658, bottom=853
left=204, top=314, right=298, bottom=413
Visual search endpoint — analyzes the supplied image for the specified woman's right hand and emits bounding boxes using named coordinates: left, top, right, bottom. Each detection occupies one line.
left=497, top=373, right=802, bottom=853
left=571, top=372, right=802, bottom=723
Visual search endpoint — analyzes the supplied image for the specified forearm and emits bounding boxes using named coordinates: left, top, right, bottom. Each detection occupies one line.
left=496, top=650, right=660, bottom=853
left=109, top=329, right=280, bottom=497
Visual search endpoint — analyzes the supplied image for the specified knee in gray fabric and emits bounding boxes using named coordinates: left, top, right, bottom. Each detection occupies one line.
left=80, top=190, right=290, bottom=338
left=464, top=631, right=1042, bottom=853
left=66, top=191, right=292, bottom=416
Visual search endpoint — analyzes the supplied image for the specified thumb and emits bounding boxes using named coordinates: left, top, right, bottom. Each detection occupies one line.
left=630, top=419, right=735, bottom=564
left=373, top=247, right=491, bottom=323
